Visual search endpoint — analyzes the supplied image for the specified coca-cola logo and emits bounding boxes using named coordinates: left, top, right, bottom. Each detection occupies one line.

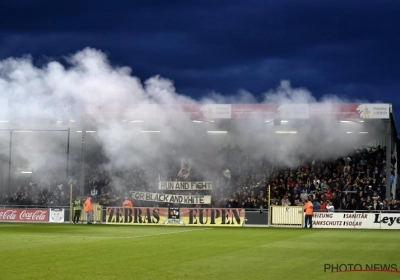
left=19, top=210, right=47, bottom=221
left=0, top=208, right=49, bottom=222
left=0, top=210, right=17, bottom=220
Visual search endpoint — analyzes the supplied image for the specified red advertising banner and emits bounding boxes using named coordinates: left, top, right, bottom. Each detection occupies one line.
left=0, top=208, right=49, bottom=222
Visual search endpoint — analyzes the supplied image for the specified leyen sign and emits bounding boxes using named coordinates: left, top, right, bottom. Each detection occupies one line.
left=130, top=191, right=211, bottom=204
left=158, top=181, right=212, bottom=191
left=312, top=212, right=400, bottom=229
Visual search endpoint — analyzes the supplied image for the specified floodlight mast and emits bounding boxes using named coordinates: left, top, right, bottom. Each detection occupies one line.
left=386, top=119, right=392, bottom=201
left=66, top=128, right=70, bottom=180
left=8, top=130, right=12, bottom=196
left=80, top=130, right=86, bottom=196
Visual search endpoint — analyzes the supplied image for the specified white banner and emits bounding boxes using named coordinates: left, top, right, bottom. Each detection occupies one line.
left=356, top=104, right=390, bottom=119
left=200, top=104, right=232, bottom=119
left=312, top=212, right=400, bottom=229
left=271, top=206, right=303, bottom=226
left=277, top=104, right=310, bottom=119
left=178, top=159, right=191, bottom=179
left=158, top=181, right=212, bottom=190
left=373, top=213, right=400, bottom=229
left=130, top=191, right=211, bottom=204
left=49, top=208, right=65, bottom=223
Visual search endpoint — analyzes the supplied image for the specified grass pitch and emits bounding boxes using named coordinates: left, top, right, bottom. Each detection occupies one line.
left=0, top=223, right=399, bottom=280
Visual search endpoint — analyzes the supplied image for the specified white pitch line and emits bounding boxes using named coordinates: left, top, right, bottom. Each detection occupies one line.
left=14, top=227, right=213, bottom=239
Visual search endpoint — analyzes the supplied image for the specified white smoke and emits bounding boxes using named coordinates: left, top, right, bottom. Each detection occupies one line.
left=0, top=48, right=386, bottom=194
left=201, top=89, right=257, bottom=104
left=263, top=80, right=317, bottom=104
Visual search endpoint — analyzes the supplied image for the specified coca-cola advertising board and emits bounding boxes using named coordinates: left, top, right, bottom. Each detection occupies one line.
left=0, top=208, right=49, bottom=222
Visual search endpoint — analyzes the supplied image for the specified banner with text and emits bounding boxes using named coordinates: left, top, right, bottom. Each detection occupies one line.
left=0, top=208, right=49, bottom=222
left=105, top=207, right=244, bottom=227
left=130, top=191, right=211, bottom=204
left=312, top=212, right=400, bottom=229
left=49, top=208, right=65, bottom=223
left=87, top=103, right=391, bottom=121
left=158, top=181, right=212, bottom=191
left=179, top=208, right=245, bottom=227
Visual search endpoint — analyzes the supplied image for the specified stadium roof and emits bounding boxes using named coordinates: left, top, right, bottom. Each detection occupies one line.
left=0, top=103, right=397, bottom=137
left=121, top=103, right=392, bottom=120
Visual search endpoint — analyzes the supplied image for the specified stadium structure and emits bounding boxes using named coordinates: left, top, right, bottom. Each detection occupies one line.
left=0, top=102, right=398, bottom=213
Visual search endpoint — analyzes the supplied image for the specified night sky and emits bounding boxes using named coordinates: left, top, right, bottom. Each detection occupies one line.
left=1, top=0, right=399, bottom=132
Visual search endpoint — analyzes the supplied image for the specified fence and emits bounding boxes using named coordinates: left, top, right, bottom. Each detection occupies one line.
left=72, top=203, right=103, bottom=224
left=269, top=206, right=303, bottom=227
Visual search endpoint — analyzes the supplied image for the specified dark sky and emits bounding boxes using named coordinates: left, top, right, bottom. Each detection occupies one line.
left=1, top=0, right=399, bottom=126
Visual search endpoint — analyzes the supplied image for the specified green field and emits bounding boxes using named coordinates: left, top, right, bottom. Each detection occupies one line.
left=0, top=223, right=399, bottom=280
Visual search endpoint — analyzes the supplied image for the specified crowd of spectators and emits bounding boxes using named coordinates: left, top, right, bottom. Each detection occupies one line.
left=2, top=144, right=400, bottom=213
left=218, top=144, right=400, bottom=212
left=1, top=162, right=74, bottom=207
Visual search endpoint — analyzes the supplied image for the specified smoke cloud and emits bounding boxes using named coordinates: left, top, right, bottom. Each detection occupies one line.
left=0, top=48, right=386, bottom=193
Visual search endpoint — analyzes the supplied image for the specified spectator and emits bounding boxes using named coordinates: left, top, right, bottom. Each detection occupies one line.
left=359, top=201, right=369, bottom=212
left=340, top=197, right=348, bottom=210
left=313, top=199, right=321, bottom=212
left=324, top=189, right=332, bottom=201
left=371, top=199, right=381, bottom=211
left=242, top=197, right=254, bottom=209
left=390, top=199, right=399, bottom=211
left=320, top=200, right=327, bottom=212
left=122, top=197, right=133, bottom=207
left=84, top=197, right=93, bottom=224
left=91, top=185, right=98, bottom=197
left=300, top=189, right=308, bottom=201
left=281, top=196, right=291, bottom=206
left=381, top=199, right=390, bottom=212
left=347, top=198, right=358, bottom=210
left=326, top=200, right=334, bottom=212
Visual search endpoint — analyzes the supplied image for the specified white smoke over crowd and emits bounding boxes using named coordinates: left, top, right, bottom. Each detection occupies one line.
left=0, top=48, right=386, bottom=192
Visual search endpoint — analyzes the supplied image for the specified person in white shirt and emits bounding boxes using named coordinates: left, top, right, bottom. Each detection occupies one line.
left=90, top=185, right=98, bottom=196
left=300, top=190, right=308, bottom=201
left=326, top=200, right=335, bottom=212
left=281, top=197, right=291, bottom=206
